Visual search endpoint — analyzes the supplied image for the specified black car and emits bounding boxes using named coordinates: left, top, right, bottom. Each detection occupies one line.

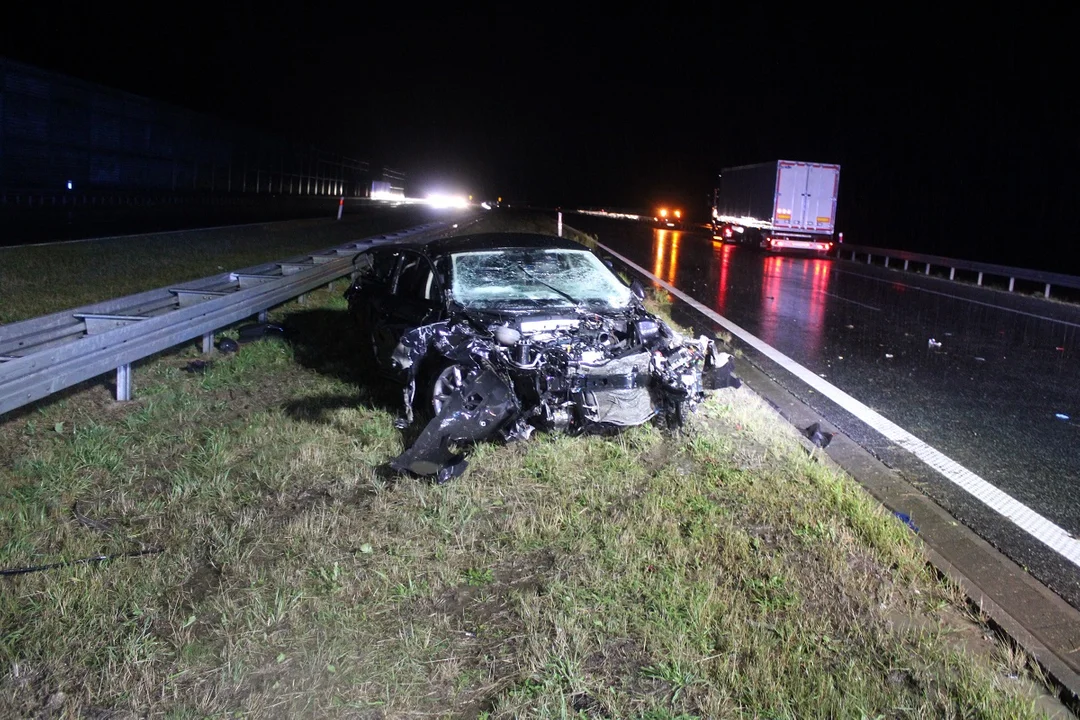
left=345, top=232, right=738, bottom=480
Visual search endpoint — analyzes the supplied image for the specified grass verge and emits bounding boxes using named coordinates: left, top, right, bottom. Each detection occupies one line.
left=0, top=215, right=1066, bottom=718
left=0, top=206, right=441, bottom=324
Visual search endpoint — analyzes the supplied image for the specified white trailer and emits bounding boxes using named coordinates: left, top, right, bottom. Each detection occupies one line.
left=712, top=160, right=841, bottom=254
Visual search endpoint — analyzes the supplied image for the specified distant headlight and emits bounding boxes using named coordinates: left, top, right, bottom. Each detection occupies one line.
left=427, top=193, right=469, bottom=209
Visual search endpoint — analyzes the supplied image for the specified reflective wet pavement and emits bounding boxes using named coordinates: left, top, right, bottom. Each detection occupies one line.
left=570, top=214, right=1080, bottom=608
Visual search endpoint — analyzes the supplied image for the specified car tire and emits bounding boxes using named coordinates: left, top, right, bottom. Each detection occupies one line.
left=663, top=397, right=688, bottom=429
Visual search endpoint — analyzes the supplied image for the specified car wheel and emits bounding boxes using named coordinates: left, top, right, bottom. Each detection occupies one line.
left=669, top=398, right=692, bottom=429
left=429, top=363, right=467, bottom=416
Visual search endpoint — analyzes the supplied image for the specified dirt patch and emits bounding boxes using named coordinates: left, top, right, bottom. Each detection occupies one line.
left=640, top=438, right=675, bottom=475
left=570, top=691, right=612, bottom=718
left=181, top=562, right=224, bottom=605
left=495, top=549, right=556, bottom=592
left=583, top=636, right=654, bottom=693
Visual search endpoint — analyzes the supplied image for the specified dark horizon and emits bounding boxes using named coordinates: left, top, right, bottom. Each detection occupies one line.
left=2, top=5, right=1075, bottom=272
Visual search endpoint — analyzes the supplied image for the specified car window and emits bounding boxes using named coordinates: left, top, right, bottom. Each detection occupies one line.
left=354, top=249, right=400, bottom=285
left=449, top=248, right=632, bottom=309
left=395, top=252, right=436, bottom=301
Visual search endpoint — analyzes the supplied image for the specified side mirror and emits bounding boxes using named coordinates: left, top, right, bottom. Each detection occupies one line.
left=630, top=279, right=646, bottom=300
left=603, top=258, right=615, bottom=270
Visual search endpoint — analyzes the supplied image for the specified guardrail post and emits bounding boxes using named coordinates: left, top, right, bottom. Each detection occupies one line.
left=978, top=272, right=984, bottom=286
left=116, top=364, right=131, bottom=402
left=949, top=268, right=956, bottom=280
left=925, top=263, right=931, bottom=275
left=202, top=332, right=213, bottom=354
left=1008, top=277, right=1015, bottom=292
left=867, top=254, right=872, bottom=264
left=1045, top=283, right=1051, bottom=298
left=850, top=251, right=856, bottom=261
left=884, top=257, right=890, bottom=268
left=904, top=259, right=909, bottom=270
left=257, top=311, right=268, bottom=323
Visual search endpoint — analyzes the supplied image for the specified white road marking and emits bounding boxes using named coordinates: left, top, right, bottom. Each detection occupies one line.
left=599, top=241, right=1080, bottom=568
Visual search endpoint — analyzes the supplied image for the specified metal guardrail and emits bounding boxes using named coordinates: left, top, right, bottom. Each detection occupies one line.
left=0, top=222, right=450, bottom=417
left=835, top=243, right=1080, bottom=298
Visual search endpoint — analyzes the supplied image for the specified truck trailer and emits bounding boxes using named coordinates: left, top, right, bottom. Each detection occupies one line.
left=712, top=160, right=840, bottom=254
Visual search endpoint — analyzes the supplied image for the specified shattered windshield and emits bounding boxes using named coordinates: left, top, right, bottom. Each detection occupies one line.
left=449, top=249, right=633, bottom=309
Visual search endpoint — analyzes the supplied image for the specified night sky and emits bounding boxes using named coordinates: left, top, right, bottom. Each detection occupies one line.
left=2, top=4, right=1076, bottom=271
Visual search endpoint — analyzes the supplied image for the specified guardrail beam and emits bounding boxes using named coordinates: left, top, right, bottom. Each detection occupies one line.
left=75, top=314, right=149, bottom=335
left=0, top=221, right=449, bottom=416
left=835, top=242, right=1080, bottom=292
left=279, top=263, right=311, bottom=275
left=172, top=289, right=231, bottom=307
left=0, top=324, right=85, bottom=356
left=234, top=273, right=280, bottom=288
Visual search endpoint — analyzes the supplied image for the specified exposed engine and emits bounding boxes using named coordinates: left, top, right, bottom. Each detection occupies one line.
left=388, top=306, right=740, bottom=482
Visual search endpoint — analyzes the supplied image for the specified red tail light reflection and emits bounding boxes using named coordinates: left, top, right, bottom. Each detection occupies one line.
left=760, top=256, right=831, bottom=357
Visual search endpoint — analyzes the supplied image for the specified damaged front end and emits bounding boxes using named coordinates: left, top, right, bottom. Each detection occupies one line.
left=388, top=305, right=740, bottom=481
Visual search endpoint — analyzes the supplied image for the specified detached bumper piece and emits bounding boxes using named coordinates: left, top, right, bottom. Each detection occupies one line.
left=390, top=369, right=519, bottom=483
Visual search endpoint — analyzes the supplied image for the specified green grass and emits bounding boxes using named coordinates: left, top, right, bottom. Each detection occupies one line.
left=0, top=215, right=1064, bottom=717
left=0, top=207, right=438, bottom=324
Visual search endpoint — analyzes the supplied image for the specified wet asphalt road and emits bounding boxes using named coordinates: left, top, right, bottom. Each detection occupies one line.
left=570, top=214, right=1080, bottom=608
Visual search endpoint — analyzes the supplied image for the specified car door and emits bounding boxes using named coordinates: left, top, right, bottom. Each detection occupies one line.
left=346, top=247, right=403, bottom=365
left=374, top=250, right=444, bottom=374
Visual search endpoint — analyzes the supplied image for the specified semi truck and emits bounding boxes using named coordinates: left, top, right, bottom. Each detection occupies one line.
left=712, top=160, right=840, bottom=254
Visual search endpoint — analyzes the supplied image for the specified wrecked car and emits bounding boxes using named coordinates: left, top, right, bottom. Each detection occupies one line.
left=344, top=232, right=739, bottom=481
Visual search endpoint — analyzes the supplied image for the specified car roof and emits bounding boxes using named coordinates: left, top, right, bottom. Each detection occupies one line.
left=378, top=232, right=589, bottom=257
